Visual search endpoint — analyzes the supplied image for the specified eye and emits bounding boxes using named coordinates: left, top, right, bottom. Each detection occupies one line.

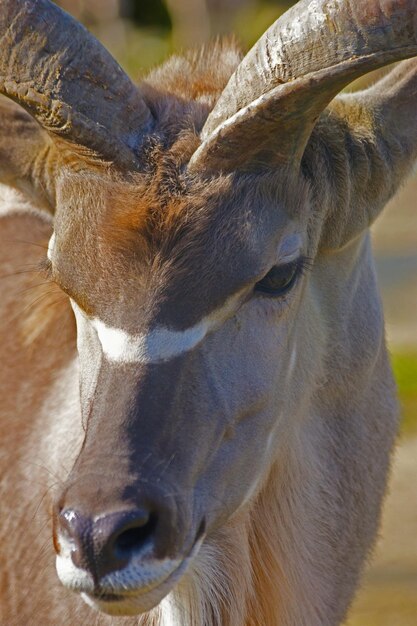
left=255, top=260, right=301, bottom=297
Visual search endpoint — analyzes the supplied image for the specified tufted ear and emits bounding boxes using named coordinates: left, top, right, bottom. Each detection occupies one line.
left=302, top=58, right=417, bottom=251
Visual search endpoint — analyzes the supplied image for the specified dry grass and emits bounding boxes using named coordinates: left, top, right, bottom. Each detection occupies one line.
left=346, top=436, right=417, bottom=626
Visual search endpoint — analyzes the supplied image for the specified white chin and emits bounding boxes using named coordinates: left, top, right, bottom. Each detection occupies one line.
left=58, top=534, right=204, bottom=616
left=81, top=587, right=167, bottom=616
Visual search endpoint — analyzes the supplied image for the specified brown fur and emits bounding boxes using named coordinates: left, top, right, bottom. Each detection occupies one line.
left=1, top=18, right=417, bottom=626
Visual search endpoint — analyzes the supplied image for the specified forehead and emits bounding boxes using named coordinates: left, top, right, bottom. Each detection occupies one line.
left=52, top=167, right=307, bottom=328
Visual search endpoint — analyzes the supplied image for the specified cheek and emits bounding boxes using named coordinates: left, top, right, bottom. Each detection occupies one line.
left=210, top=301, right=300, bottom=439
left=196, top=306, right=299, bottom=522
left=231, top=299, right=295, bottom=378
left=203, top=301, right=296, bottom=431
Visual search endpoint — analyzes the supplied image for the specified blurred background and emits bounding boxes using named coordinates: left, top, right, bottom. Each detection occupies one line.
left=54, top=2, right=417, bottom=624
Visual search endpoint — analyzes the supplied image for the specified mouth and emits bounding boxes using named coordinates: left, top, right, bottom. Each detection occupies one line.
left=61, top=535, right=204, bottom=616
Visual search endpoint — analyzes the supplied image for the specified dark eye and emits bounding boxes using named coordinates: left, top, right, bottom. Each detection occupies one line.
left=255, top=261, right=300, bottom=296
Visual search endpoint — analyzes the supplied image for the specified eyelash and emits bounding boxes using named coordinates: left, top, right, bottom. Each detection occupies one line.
left=294, top=256, right=313, bottom=277
left=254, top=256, right=313, bottom=298
left=40, top=258, right=69, bottom=293
left=39, top=257, right=53, bottom=279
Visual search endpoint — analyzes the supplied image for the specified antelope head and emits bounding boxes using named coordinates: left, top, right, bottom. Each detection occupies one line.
left=1, top=0, right=416, bottom=618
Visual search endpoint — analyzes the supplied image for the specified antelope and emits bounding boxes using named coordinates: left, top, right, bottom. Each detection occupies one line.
left=1, top=0, right=416, bottom=624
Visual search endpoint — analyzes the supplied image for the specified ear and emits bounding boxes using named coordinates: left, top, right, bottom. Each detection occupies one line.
left=303, top=59, right=417, bottom=250
left=0, top=96, right=58, bottom=210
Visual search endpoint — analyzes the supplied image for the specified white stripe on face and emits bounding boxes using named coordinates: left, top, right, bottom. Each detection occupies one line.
left=92, top=317, right=210, bottom=364
left=47, top=232, right=56, bottom=261
left=71, top=289, right=244, bottom=365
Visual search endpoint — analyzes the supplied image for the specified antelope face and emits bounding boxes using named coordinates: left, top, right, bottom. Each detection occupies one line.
left=49, top=168, right=318, bottom=615
left=3, top=0, right=416, bottom=619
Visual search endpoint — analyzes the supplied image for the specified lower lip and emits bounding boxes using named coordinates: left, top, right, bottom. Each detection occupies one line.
left=91, top=593, right=124, bottom=602
left=82, top=587, right=168, bottom=617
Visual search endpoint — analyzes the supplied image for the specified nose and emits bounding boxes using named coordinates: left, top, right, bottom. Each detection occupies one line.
left=56, top=507, right=158, bottom=580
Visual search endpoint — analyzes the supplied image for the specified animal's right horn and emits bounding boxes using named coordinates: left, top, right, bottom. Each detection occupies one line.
left=189, top=0, right=417, bottom=173
left=0, top=0, right=154, bottom=170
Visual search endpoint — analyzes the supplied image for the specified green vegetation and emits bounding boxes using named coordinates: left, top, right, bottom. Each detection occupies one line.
left=124, top=0, right=172, bottom=29
left=391, top=351, right=417, bottom=436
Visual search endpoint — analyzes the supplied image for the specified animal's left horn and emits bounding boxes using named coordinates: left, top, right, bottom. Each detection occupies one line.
left=189, top=0, right=417, bottom=173
left=0, top=0, right=154, bottom=169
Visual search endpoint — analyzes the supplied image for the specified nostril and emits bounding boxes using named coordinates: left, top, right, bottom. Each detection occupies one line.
left=113, top=512, right=158, bottom=557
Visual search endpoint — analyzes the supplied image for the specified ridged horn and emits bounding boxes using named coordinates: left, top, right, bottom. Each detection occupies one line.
left=0, top=0, right=154, bottom=169
left=189, top=0, right=417, bottom=173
